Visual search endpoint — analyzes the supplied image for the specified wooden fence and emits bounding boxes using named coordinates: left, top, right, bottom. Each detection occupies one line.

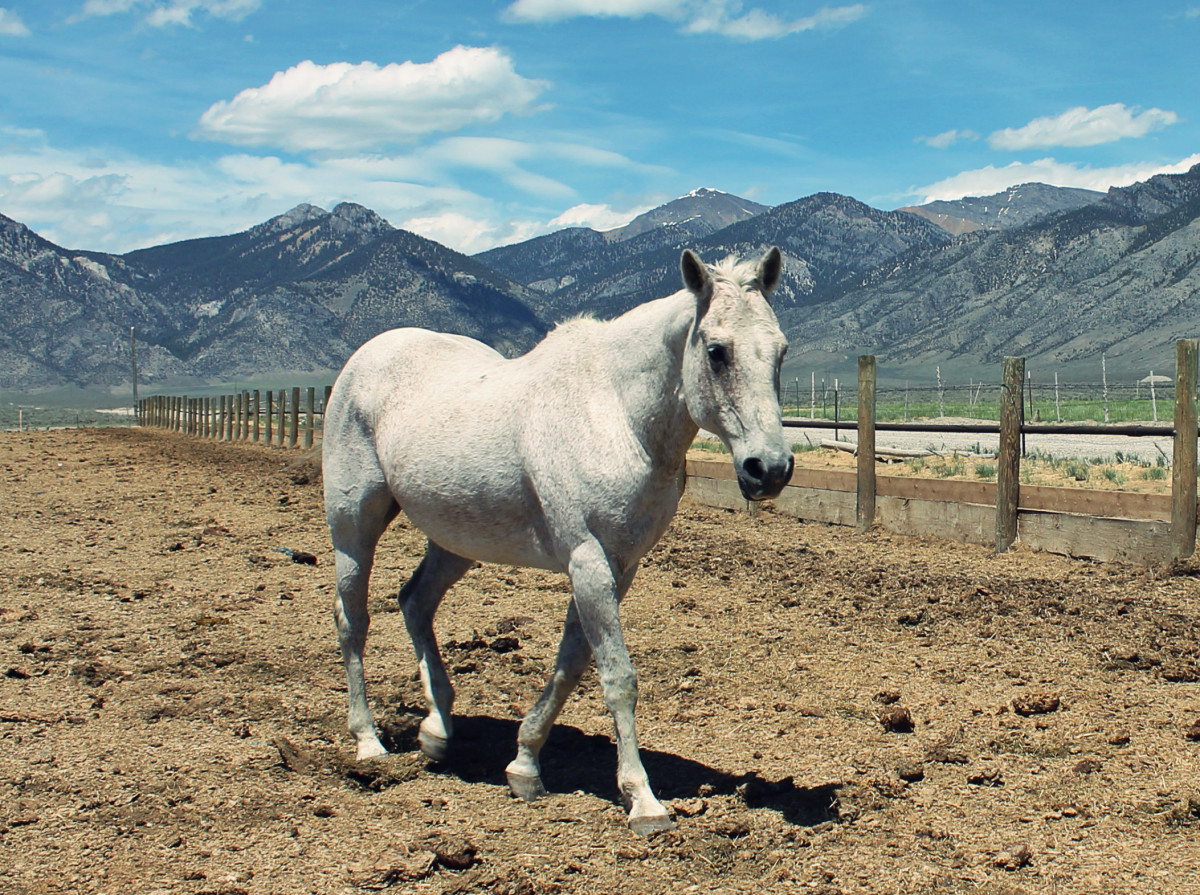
left=137, top=342, right=1199, bottom=565
left=688, top=342, right=1200, bottom=566
left=137, top=385, right=332, bottom=449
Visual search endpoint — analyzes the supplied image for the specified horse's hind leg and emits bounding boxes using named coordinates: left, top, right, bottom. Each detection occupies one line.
left=400, top=541, right=474, bottom=761
left=505, top=599, right=592, bottom=801
left=329, top=485, right=399, bottom=761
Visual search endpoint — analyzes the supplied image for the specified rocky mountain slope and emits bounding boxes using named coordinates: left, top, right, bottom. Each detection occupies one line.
left=0, top=204, right=545, bottom=391
left=476, top=187, right=767, bottom=294
left=899, top=183, right=1104, bottom=235
left=792, top=164, right=1200, bottom=380
left=5, top=165, right=1199, bottom=394
left=480, top=191, right=952, bottom=324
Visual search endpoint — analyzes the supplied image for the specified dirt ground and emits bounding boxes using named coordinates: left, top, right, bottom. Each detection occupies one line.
left=3, top=428, right=1200, bottom=895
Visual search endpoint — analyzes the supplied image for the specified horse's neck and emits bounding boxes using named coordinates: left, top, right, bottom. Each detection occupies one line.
left=602, top=293, right=699, bottom=471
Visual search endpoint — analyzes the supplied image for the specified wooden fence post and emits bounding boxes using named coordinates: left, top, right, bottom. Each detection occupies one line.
left=857, top=355, right=876, bottom=532
left=304, top=387, right=315, bottom=449
left=289, top=386, right=300, bottom=448
left=1171, top=339, right=1198, bottom=561
left=265, top=391, right=274, bottom=446
left=252, top=390, right=261, bottom=443
left=277, top=386, right=286, bottom=446
left=996, top=356, right=1025, bottom=553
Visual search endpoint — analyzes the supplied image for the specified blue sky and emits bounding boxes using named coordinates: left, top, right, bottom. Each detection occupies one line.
left=1, top=1, right=1198, bottom=255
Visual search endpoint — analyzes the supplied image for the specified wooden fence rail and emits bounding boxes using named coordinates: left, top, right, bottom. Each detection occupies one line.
left=137, top=385, right=333, bottom=450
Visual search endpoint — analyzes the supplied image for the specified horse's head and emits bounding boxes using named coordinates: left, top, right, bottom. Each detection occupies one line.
left=680, top=246, right=794, bottom=501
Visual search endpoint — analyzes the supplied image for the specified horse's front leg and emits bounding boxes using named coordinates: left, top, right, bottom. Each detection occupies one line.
left=566, top=540, right=675, bottom=836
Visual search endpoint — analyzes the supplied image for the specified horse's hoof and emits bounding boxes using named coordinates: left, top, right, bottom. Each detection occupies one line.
left=418, top=729, right=450, bottom=762
left=506, top=770, right=548, bottom=802
left=629, top=813, right=676, bottom=837
left=356, top=741, right=389, bottom=761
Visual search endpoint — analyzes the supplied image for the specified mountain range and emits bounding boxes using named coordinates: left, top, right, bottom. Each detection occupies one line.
left=3, top=165, right=1200, bottom=395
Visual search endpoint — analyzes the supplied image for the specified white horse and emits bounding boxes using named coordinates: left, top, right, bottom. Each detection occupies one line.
left=323, top=247, right=793, bottom=835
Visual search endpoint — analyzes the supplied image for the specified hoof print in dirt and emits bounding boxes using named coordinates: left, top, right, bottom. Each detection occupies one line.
left=671, top=797, right=708, bottom=817
left=489, top=635, right=520, bottom=653
left=1164, top=796, right=1200, bottom=824
left=274, top=736, right=320, bottom=774
left=1012, top=692, right=1060, bottom=716
left=349, top=850, right=438, bottom=887
left=425, top=834, right=478, bottom=870
left=896, top=762, right=925, bottom=782
left=1072, top=758, right=1103, bottom=775
left=994, top=841, right=1033, bottom=871
left=925, top=744, right=968, bottom=764
left=341, top=755, right=423, bottom=792
left=711, top=817, right=752, bottom=839
left=967, top=765, right=1004, bottom=787
left=1161, top=662, right=1200, bottom=682
left=736, top=773, right=795, bottom=805
left=878, top=705, right=914, bottom=733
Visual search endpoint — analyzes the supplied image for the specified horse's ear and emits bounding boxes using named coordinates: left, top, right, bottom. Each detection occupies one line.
left=756, top=246, right=783, bottom=296
left=680, top=249, right=714, bottom=311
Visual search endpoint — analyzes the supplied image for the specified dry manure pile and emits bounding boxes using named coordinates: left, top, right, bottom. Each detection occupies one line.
left=2, top=428, right=1200, bottom=894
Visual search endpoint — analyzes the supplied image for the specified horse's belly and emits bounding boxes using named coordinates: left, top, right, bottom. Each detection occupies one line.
left=398, top=494, right=560, bottom=572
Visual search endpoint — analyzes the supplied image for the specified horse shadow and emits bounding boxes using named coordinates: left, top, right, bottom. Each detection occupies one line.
left=380, top=708, right=841, bottom=828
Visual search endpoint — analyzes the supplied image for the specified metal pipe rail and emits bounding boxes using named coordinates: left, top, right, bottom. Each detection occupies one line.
left=783, top=418, right=1178, bottom=437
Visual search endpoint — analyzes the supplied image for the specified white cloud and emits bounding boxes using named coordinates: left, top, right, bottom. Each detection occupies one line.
left=74, top=0, right=259, bottom=26
left=549, top=201, right=653, bottom=231
left=988, top=103, right=1180, bottom=151
left=504, top=0, right=682, bottom=21
left=684, top=3, right=866, bottom=39
left=0, top=7, right=30, bottom=35
left=399, top=211, right=551, bottom=255
left=913, top=154, right=1200, bottom=204
left=503, top=0, right=867, bottom=39
left=916, top=129, right=980, bottom=149
left=0, top=123, right=662, bottom=255
left=194, top=47, right=551, bottom=152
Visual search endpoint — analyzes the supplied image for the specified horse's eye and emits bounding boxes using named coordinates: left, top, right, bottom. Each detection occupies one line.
left=707, top=344, right=729, bottom=370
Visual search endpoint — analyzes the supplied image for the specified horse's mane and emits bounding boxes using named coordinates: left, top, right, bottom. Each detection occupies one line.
left=708, top=254, right=762, bottom=288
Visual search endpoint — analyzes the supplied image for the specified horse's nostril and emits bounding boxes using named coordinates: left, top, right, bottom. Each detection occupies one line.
left=743, top=457, right=766, bottom=482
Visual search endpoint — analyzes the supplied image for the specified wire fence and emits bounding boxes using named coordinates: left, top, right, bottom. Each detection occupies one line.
left=783, top=378, right=1182, bottom=425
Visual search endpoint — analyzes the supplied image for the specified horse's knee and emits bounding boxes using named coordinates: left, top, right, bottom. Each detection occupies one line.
left=598, top=667, right=638, bottom=709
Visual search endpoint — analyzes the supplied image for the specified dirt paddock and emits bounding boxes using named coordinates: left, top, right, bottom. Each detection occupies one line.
left=3, top=428, right=1200, bottom=895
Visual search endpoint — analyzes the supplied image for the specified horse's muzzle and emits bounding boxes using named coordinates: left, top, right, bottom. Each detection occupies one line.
left=737, top=453, right=794, bottom=501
